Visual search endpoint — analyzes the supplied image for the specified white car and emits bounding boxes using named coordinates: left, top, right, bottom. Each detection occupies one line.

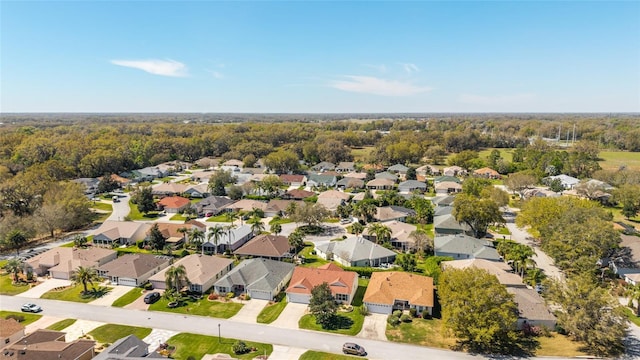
left=21, top=303, right=42, bottom=313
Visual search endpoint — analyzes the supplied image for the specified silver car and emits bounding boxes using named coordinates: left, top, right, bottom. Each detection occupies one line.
left=21, top=303, right=42, bottom=313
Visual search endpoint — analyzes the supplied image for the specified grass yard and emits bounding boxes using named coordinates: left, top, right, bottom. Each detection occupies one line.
left=257, top=298, right=287, bottom=324
left=0, top=311, right=42, bottom=325
left=41, top=284, right=112, bottom=303
left=351, top=146, right=374, bottom=163
left=167, top=332, right=272, bottom=360
left=112, top=288, right=144, bottom=307
left=386, top=318, right=457, bottom=349
left=299, top=350, right=367, bottom=360
left=299, top=309, right=365, bottom=336
left=416, top=223, right=434, bottom=238
left=90, top=202, right=113, bottom=212
left=352, top=278, right=368, bottom=307
left=298, top=242, right=329, bottom=268
left=269, top=217, right=293, bottom=225
left=89, top=324, right=152, bottom=344
left=206, top=214, right=232, bottom=222
left=535, top=333, right=589, bottom=357
left=169, top=213, right=189, bottom=221
left=47, top=318, right=77, bottom=331
left=148, top=296, right=243, bottom=318
left=599, top=151, right=640, bottom=171
left=489, top=225, right=511, bottom=236
left=0, top=273, right=32, bottom=295
left=127, top=200, right=162, bottom=220
left=622, top=306, right=640, bottom=327
left=478, top=148, right=515, bottom=163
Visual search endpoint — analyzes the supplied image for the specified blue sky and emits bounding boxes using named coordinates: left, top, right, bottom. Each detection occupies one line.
left=2, top=1, right=639, bottom=113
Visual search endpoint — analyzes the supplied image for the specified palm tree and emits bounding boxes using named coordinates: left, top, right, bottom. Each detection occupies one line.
left=248, top=207, right=265, bottom=219
left=270, top=223, right=282, bottom=236
left=627, top=283, right=640, bottom=316
left=288, top=229, right=305, bottom=253
left=351, top=222, right=365, bottom=238
left=207, top=225, right=224, bottom=255
left=73, top=235, right=88, bottom=248
left=248, top=215, right=265, bottom=234
left=353, top=202, right=376, bottom=223
left=367, top=223, right=391, bottom=244
left=165, top=264, right=190, bottom=292
left=224, top=224, right=236, bottom=255
left=189, top=228, right=205, bottom=252
left=73, top=266, right=100, bottom=294
left=177, top=227, right=189, bottom=249
left=226, top=211, right=239, bottom=226
left=4, top=258, right=24, bottom=283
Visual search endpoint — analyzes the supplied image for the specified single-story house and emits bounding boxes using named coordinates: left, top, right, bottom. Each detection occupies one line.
left=213, top=258, right=295, bottom=300
left=316, top=237, right=397, bottom=267
left=93, top=334, right=154, bottom=359
left=0, top=318, right=25, bottom=349
left=363, top=272, right=434, bottom=315
left=279, top=174, right=307, bottom=187
left=234, top=234, right=293, bottom=261
left=374, top=171, right=398, bottom=181
left=148, top=254, right=233, bottom=293
left=132, top=166, right=169, bottom=181
left=583, top=179, right=615, bottom=191
left=522, top=188, right=560, bottom=199
left=311, top=161, right=335, bottom=172
left=336, top=177, right=365, bottom=189
left=264, top=199, right=300, bottom=217
left=286, top=263, right=358, bottom=304
left=203, top=225, right=254, bottom=253
left=72, top=178, right=100, bottom=195
left=442, top=258, right=525, bottom=288
left=318, top=190, right=351, bottom=202
left=92, top=221, right=151, bottom=247
left=343, top=172, right=367, bottom=180
left=3, top=329, right=95, bottom=360
left=335, top=162, right=356, bottom=173
left=97, top=254, right=171, bottom=287
left=316, top=197, right=345, bottom=212
left=152, top=182, right=188, bottom=197
left=434, top=205, right=453, bottom=217
left=26, top=247, right=117, bottom=279
left=433, top=213, right=473, bottom=236
left=307, top=174, right=337, bottom=188
left=195, top=157, right=220, bottom=169
left=473, top=167, right=501, bottom=179
left=196, top=196, right=235, bottom=216
left=147, top=221, right=206, bottom=248
left=224, top=199, right=267, bottom=213
left=398, top=180, right=427, bottom=193
left=416, top=165, right=440, bottom=176
left=507, top=287, right=557, bottom=330
left=387, top=164, right=409, bottom=174
left=363, top=220, right=418, bottom=252
left=434, top=175, right=461, bottom=184
left=223, top=159, right=244, bottom=168
left=543, top=174, right=580, bottom=190
left=434, top=181, right=462, bottom=194
left=156, top=196, right=191, bottom=213
left=283, top=189, right=316, bottom=200
left=442, top=166, right=467, bottom=177
left=366, top=178, right=395, bottom=190
left=374, top=206, right=415, bottom=222
left=434, top=234, right=501, bottom=261
left=184, top=183, right=211, bottom=198
left=431, top=195, right=456, bottom=207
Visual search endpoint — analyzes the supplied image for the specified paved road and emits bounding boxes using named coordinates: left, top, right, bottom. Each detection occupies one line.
left=106, top=193, right=131, bottom=222
left=0, top=295, right=578, bottom=360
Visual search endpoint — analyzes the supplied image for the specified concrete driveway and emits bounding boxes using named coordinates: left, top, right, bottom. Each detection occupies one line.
left=19, top=278, right=72, bottom=299
left=270, top=302, right=308, bottom=329
left=63, top=319, right=104, bottom=341
left=124, top=290, right=159, bottom=310
left=89, top=285, right=136, bottom=306
left=269, top=345, right=307, bottom=360
left=357, top=313, right=388, bottom=341
left=25, top=315, right=63, bottom=334
left=229, top=299, right=268, bottom=323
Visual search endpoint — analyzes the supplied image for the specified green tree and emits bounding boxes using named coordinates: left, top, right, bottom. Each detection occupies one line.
left=189, top=228, right=205, bottom=251
left=462, top=178, right=492, bottom=197
left=4, top=258, right=24, bottom=283
left=480, top=186, right=510, bottom=208
left=165, top=264, right=190, bottom=292
left=439, top=267, right=519, bottom=353
left=270, top=223, right=282, bottom=236
left=288, top=229, right=305, bottom=253
left=97, top=175, right=120, bottom=194
left=352, top=200, right=376, bottom=223
left=395, top=253, right=418, bottom=272
left=133, top=186, right=155, bottom=214
left=350, top=222, right=364, bottom=237
left=613, top=184, right=640, bottom=219
left=547, top=178, right=565, bottom=193
left=409, top=230, right=432, bottom=256
left=367, top=223, right=392, bottom=244
left=73, top=235, right=88, bottom=248
left=263, top=149, right=300, bottom=174
left=452, top=194, right=504, bottom=238
left=207, top=225, right=224, bottom=255
left=248, top=215, right=265, bottom=234
left=177, top=227, right=189, bottom=248
left=73, top=266, right=100, bottom=294
left=4, top=229, right=28, bottom=255
left=405, top=167, right=417, bottom=180
left=290, top=203, right=330, bottom=227
left=407, top=196, right=434, bottom=224
left=259, top=175, right=284, bottom=198
left=309, top=282, right=338, bottom=330
left=148, top=224, right=167, bottom=252
left=208, top=170, right=236, bottom=196
left=225, top=211, right=240, bottom=226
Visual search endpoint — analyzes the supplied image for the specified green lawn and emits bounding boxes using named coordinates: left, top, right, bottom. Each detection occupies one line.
left=89, top=324, right=152, bottom=344
left=352, top=278, right=369, bottom=307
left=489, top=225, right=511, bottom=236
left=112, top=288, right=144, bottom=307
left=0, top=311, right=42, bottom=325
left=351, top=146, right=374, bottom=163
left=269, top=217, right=293, bottom=225
left=114, top=246, right=154, bottom=255
left=91, top=202, right=113, bottom=212
left=386, top=318, right=456, bottom=349
left=299, top=309, right=365, bottom=336
left=47, top=319, right=77, bottom=331
left=298, top=242, right=329, bottom=268
left=257, top=298, right=287, bottom=324
left=127, top=200, right=162, bottom=220
left=477, top=148, right=515, bottom=163
left=206, top=214, right=232, bottom=222
left=167, top=332, right=272, bottom=360
left=299, top=350, right=367, bottom=360
left=0, top=273, right=32, bottom=295
left=60, top=241, right=76, bottom=248
left=170, top=214, right=189, bottom=221
left=416, top=223, right=434, bottom=238
left=599, top=151, right=640, bottom=171
left=622, top=306, right=640, bottom=327
left=41, top=284, right=112, bottom=303
left=148, top=297, right=243, bottom=318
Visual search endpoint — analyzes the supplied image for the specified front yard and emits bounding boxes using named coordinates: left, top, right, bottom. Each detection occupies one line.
left=148, top=296, right=243, bottom=319
left=0, top=273, right=32, bottom=295
left=299, top=350, right=367, bottom=360
left=257, top=297, right=287, bottom=324
left=167, top=332, right=272, bottom=360
left=298, top=242, right=329, bottom=268
left=112, top=288, right=144, bottom=307
left=41, top=284, right=113, bottom=303
left=0, top=311, right=42, bottom=325
left=47, top=319, right=77, bottom=331
left=89, top=324, right=152, bottom=344
left=299, top=307, right=364, bottom=336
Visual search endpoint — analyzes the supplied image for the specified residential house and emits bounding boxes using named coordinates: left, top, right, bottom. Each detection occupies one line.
left=151, top=182, right=188, bottom=197
left=283, top=189, right=316, bottom=200
left=336, top=177, right=365, bottom=190
left=397, top=180, right=427, bottom=193
left=343, top=172, right=367, bottom=180
left=363, top=220, right=418, bottom=252
left=234, top=234, right=292, bottom=261
left=306, top=174, right=337, bottom=188
left=416, top=165, right=440, bottom=176
left=543, top=174, right=580, bottom=190
left=213, top=258, right=295, bottom=300
left=132, top=166, right=168, bottom=181
left=387, top=164, right=409, bottom=175
left=335, top=162, right=356, bottom=173
left=148, top=254, right=233, bottom=293
left=350, top=192, right=366, bottom=203
left=316, top=237, right=396, bottom=267
left=26, top=247, right=117, bottom=279
left=265, top=199, right=300, bottom=217
left=311, top=161, right=335, bottom=172
left=279, top=174, right=307, bottom=187
left=157, top=161, right=190, bottom=174
left=92, top=221, right=151, bottom=247
left=374, top=206, right=415, bottom=222
left=184, top=183, right=210, bottom=198
left=203, top=225, right=254, bottom=253
left=72, top=178, right=99, bottom=196
left=434, top=205, right=453, bottom=217
left=316, top=190, right=351, bottom=212
left=363, top=272, right=434, bottom=315
left=286, top=264, right=358, bottom=304
left=433, top=213, right=472, bottom=236
left=366, top=178, right=395, bottom=190
left=434, top=234, right=501, bottom=261
left=97, top=254, right=171, bottom=286
left=431, top=195, right=456, bottom=207
left=442, top=259, right=525, bottom=288
left=195, top=196, right=235, bottom=217
left=0, top=318, right=24, bottom=348
left=195, top=157, right=219, bottom=169
left=1, top=329, right=95, bottom=360
left=584, top=179, right=615, bottom=191
left=473, top=167, right=501, bottom=179
left=93, top=335, right=156, bottom=360
left=108, top=174, right=131, bottom=188
left=190, top=169, right=215, bottom=183
left=148, top=221, right=206, bottom=249
left=223, top=159, right=244, bottom=168
left=374, top=171, right=398, bottom=181
left=442, top=166, right=466, bottom=177
left=224, top=199, right=267, bottom=214
left=433, top=175, right=461, bottom=184
left=156, top=196, right=191, bottom=213
left=434, top=181, right=462, bottom=194
left=522, top=188, right=560, bottom=199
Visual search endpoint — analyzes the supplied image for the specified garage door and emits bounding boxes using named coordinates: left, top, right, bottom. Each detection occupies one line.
left=249, top=290, right=271, bottom=300
left=50, top=271, right=69, bottom=280
left=286, top=293, right=310, bottom=304
left=364, top=302, right=392, bottom=314
left=149, top=280, right=166, bottom=290
left=117, top=278, right=138, bottom=287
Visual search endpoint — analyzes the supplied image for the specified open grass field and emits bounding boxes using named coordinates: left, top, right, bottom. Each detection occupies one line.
left=257, top=298, right=287, bottom=324
left=599, top=151, right=640, bottom=171
left=148, top=296, right=243, bottom=318
left=0, top=311, right=42, bottom=325
left=478, top=148, right=515, bottom=163
left=351, top=146, right=374, bottom=163
left=299, top=350, right=367, bottom=360
left=167, top=332, right=272, bottom=360
left=112, top=288, right=144, bottom=307
left=41, top=284, right=112, bottom=303
left=47, top=318, right=77, bottom=331
left=89, top=324, right=152, bottom=344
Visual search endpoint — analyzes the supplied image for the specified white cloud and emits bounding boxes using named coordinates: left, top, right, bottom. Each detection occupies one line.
left=458, top=93, right=536, bottom=105
left=330, top=75, right=432, bottom=96
left=400, top=63, right=420, bottom=74
left=110, top=59, right=188, bottom=77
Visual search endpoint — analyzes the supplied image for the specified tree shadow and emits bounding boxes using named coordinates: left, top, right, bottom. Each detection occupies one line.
left=325, top=314, right=354, bottom=330
left=619, top=331, right=640, bottom=360
left=452, top=335, right=539, bottom=357
left=81, top=286, right=112, bottom=299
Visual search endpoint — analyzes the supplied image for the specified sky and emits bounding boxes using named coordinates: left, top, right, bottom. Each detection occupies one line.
left=1, top=1, right=639, bottom=113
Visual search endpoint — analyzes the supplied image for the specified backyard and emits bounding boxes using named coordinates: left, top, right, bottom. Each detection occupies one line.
left=298, top=242, right=329, bottom=268
left=167, top=332, right=272, bottom=360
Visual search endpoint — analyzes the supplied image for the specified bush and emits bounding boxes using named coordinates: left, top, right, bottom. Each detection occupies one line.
left=392, top=310, right=402, bottom=317
left=387, top=315, right=400, bottom=327
left=409, top=308, right=417, bottom=318
left=232, top=341, right=249, bottom=355
left=208, top=293, right=219, bottom=300
left=5, top=315, right=25, bottom=322
left=422, top=312, right=432, bottom=319
left=226, top=292, right=235, bottom=299
left=244, top=294, right=251, bottom=300
left=358, top=304, right=369, bottom=316
left=143, top=282, right=153, bottom=290
left=180, top=249, right=190, bottom=257
left=136, top=240, right=145, bottom=249
left=400, top=314, right=413, bottom=323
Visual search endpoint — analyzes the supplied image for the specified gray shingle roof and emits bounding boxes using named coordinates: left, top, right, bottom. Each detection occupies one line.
left=434, top=234, right=501, bottom=261
left=317, top=237, right=396, bottom=263
left=214, top=258, right=294, bottom=293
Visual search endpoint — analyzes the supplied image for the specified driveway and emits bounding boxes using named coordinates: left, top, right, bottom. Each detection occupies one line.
left=124, top=290, right=159, bottom=310
left=270, top=302, right=308, bottom=329
left=269, top=345, right=307, bottom=360
left=357, top=313, right=387, bottom=341
left=229, top=299, right=268, bottom=323
left=62, top=319, right=104, bottom=341
left=89, top=285, right=135, bottom=306
left=19, top=278, right=72, bottom=299
left=142, top=328, right=179, bottom=351
left=25, top=315, right=63, bottom=334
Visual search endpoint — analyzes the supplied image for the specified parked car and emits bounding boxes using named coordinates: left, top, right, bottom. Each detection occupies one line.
left=339, top=218, right=352, bottom=225
left=21, top=303, right=42, bottom=313
left=144, top=292, right=160, bottom=304
left=342, top=342, right=366, bottom=356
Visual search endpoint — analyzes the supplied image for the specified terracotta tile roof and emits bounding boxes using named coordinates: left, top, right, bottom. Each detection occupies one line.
left=363, top=271, right=434, bottom=307
left=0, top=318, right=24, bottom=338
left=157, top=196, right=190, bottom=209
left=318, top=263, right=343, bottom=271
left=234, top=234, right=291, bottom=258
left=286, top=266, right=358, bottom=296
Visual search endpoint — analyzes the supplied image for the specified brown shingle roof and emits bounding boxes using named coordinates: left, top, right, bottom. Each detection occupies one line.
left=285, top=189, right=315, bottom=199
left=148, top=254, right=233, bottom=286
left=363, top=272, right=434, bottom=307
left=0, top=318, right=24, bottom=338
left=286, top=266, right=357, bottom=296
left=2, top=329, right=95, bottom=360
left=98, top=254, right=170, bottom=278
left=234, top=234, right=291, bottom=258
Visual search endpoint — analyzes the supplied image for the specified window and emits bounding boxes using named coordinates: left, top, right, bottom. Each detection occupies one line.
left=335, top=293, right=349, bottom=302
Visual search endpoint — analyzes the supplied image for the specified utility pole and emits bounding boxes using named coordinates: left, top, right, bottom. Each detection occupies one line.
left=572, top=123, right=576, bottom=144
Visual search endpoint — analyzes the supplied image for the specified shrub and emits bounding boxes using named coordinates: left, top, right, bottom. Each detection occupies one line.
left=232, top=341, right=249, bottom=355
left=136, top=240, right=144, bottom=249
left=208, top=293, right=219, bottom=300
left=180, top=249, right=190, bottom=257
left=5, top=315, right=25, bottom=322
left=226, top=292, right=235, bottom=299
left=387, top=315, right=400, bottom=327
left=244, top=294, right=251, bottom=300
left=400, top=314, right=413, bottom=323
left=409, top=308, right=417, bottom=318
left=143, top=282, right=153, bottom=290
left=392, top=310, right=402, bottom=317
left=358, top=304, right=369, bottom=316
left=422, top=312, right=432, bottom=319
